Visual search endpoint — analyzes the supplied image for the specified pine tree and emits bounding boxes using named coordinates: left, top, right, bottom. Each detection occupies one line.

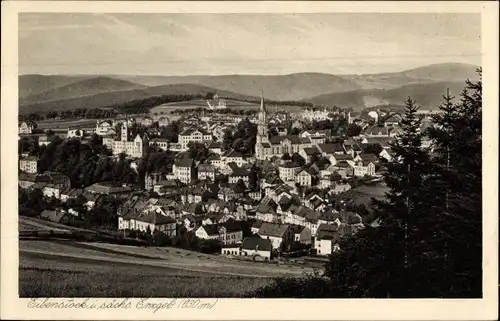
left=425, top=69, right=482, bottom=297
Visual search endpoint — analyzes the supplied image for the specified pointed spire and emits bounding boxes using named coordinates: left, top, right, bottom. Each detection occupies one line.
left=260, top=90, right=266, bottom=112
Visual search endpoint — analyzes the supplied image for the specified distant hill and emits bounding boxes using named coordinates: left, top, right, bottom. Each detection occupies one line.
left=342, top=63, right=479, bottom=89
left=18, top=63, right=479, bottom=113
left=19, top=83, right=259, bottom=114
left=18, top=74, right=92, bottom=99
left=112, top=73, right=362, bottom=101
left=303, top=81, right=467, bottom=111
left=20, top=77, right=148, bottom=105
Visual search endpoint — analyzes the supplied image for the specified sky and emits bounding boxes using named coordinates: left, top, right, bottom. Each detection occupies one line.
left=18, top=13, right=482, bottom=76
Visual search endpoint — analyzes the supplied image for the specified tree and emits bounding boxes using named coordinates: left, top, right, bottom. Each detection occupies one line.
left=346, top=124, right=362, bottom=137
left=281, top=153, right=291, bottom=161
left=291, top=153, right=306, bottom=167
left=187, top=142, right=209, bottom=162
left=423, top=70, right=482, bottom=297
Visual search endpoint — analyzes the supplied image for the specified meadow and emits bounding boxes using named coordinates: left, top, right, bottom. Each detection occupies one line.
left=20, top=267, right=272, bottom=297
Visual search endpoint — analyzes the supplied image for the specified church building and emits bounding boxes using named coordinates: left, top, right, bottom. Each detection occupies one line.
left=255, top=94, right=313, bottom=160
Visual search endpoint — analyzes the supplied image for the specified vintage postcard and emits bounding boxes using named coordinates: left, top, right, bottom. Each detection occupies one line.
left=1, top=1, right=498, bottom=320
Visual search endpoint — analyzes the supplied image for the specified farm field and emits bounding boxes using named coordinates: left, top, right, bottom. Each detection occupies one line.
left=19, top=239, right=314, bottom=297
left=149, top=98, right=305, bottom=115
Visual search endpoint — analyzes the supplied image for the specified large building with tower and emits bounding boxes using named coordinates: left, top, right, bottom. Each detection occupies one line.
left=255, top=94, right=313, bottom=160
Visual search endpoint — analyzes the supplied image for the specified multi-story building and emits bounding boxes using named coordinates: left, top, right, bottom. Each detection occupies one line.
left=173, top=158, right=195, bottom=184
left=178, top=128, right=212, bottom=151
left=19, top=121, right=35, bottom=134
left=95, top=120, right=116, bottom=136
left=110, top=122, right=149, bottom=158
left=197, top=164, right=216, bottom=181
left=278, top=163, right=301, bottom=182
left=19, top=156, right=38, bottom=174
left=149, top=138, right=170, bottom=151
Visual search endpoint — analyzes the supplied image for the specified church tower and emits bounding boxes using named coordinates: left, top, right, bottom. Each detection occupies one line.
left=255, top=92, right=269, bottom=160
left=256, top=92, right=269, bottom=144
left=121, top=121, right=128, bottom=142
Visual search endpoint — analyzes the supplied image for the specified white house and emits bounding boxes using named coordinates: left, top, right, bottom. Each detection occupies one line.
left=19, top=156, right=38, bottom=174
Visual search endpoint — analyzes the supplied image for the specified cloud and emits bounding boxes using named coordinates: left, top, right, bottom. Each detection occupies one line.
left=18, top=13, right=481, bottom=75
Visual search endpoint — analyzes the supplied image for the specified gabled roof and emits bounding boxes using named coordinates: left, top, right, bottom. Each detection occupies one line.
left=241, top=237, right=272, bottom=251
left=257, top=222, right=290, bottom=238
left=175, top=157, right=194, bottom=168
left=201, top=224, right=220, bottom=236
left=198, top=164, right=216, bottom=172
left=316, top=223, right=341, bottom=241
left=317, top=143, right=344, bottom=154
left=40, top=210, right=67, bottom=223
left=302, top=146, right=319, bottom=156
left=135, top=212, right=176, bottom=225
left=224, top=150, right=244, bottom=158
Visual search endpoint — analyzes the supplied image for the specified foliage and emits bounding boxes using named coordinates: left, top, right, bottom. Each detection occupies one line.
left=255, top=71, right=483, bottom=298
left=346, top=123, right=362, bottom=137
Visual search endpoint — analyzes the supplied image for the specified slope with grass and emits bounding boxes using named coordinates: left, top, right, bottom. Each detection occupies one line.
left=19, top=84, right=258, bottom=114
left=20, top=77, right=147, bottom=105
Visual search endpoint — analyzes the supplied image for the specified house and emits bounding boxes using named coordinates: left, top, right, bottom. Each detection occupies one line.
left=120, top=211, right=177, bottom=235
left=195, top=220, right=243, bottom=245
left=19, top=121, right=35, bottom=134
left=343, top=138, right=363, bottom=157
left=208, top=141, right=223, bottom=154
left=228, top=166, right=250, bottom=185
left=173, top=158, right=195, bottom=184
left=178, top=128, right=212, bottom=151
left=314, top=224, right=341, bottom=256
left=19, top=156, right=38, bottom=174
left=40, top=209, right=74, bottom=225
left=295, top=167, right=318, bottom=187
left=197, top=164, right=216, bottom=181
left=251, top=220, right=264, bottom=234
left=353, top=154, right=378, bottom=177
left=60, top=188, right=83, bottom=202
left=95, top=120, right=115, bottom=136
left=278, top=162, right=301, bottom=182
left=317, top=143, right=345, bottom=156
left=149, top=138, right=170, bottom=151
left=218, top=186, right=240, bottom=202
left=364, top=126, right=390, bottom=137
left=42, top=184, right=62, bottom=199
left=257, top=222, right=294, bottom=252
left=299, top=146, right=320, bottom=163
left=290, top=224, right=312, bottom=245
left=38, top=135, right=54, bottom=147
left=84, top=182, right=132, bottom=195
left=222, top=150, right=247, bottom=167
left=239, top=237, right=273, bottom=260
left=206, top=154, right=223, bottom=169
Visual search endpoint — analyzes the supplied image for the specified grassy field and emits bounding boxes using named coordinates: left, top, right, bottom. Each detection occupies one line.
left=20, top=267, right=271, bottom=297
left=19, top=238, right=314, bottom=297
left=149, top=98, right=306, bottom=115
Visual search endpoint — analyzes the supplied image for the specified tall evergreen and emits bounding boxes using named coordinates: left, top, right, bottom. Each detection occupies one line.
left=425, top=69, right=482, bottom=297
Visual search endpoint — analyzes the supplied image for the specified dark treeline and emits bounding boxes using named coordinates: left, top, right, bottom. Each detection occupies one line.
left=253, top=70, right=482, bottom=298
left=170, top=107, right=259, bottom=116
left=107, top=94, right=206, bottom=114
left=25, top=135, right=138, bottom=188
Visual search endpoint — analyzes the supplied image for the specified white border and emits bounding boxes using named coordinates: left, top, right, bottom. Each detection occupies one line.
left=1, top=2, right=498, bottom=320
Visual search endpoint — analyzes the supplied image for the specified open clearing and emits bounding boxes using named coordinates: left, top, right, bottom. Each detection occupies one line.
left=19, top=239, right=314, bottom=297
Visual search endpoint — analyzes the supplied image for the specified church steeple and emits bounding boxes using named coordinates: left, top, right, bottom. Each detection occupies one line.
left=260, top=90, right=266, bottom=112
left=256, top=90, right=269, bottom=145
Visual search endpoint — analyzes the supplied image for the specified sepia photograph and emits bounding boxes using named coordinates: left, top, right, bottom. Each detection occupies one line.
left=1, top=2, right=498, bottom=319
left=15, top=10, right=485, bottom=298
